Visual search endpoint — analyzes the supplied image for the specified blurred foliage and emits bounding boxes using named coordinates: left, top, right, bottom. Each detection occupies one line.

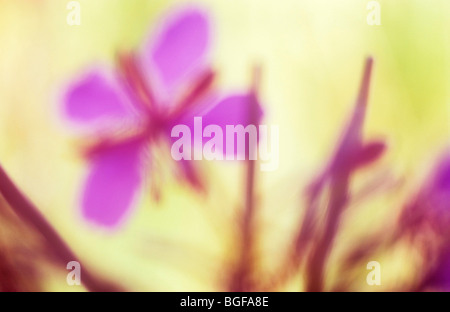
left=0, top=0, right=449, bottom=291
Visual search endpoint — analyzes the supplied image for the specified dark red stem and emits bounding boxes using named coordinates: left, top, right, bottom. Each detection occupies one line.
left=229, top=66, right=261, bottom=292
left=0, top=165, right=121, bottom=292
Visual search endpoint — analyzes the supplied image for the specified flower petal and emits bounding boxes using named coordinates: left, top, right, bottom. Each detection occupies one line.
left=202, top=94, right=263, bottom=127
left=201, top=93, right=263, bottom=159
left=81, top=138, right=145, bottom=228
left=150, top=7, right=210, bottom=91
left=64, top=69, right=131, bottom=125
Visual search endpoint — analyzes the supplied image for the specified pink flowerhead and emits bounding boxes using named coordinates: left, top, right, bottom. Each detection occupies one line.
left=62, top=7, right=263, bottom=229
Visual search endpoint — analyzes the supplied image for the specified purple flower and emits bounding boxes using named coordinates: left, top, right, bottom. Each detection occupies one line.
left=420, top=247, right=450, bottom=291
left=62, top=7, right=263, bottom=228
left=399, top=153, right=450, bottom=291
left=401, top=153, right=450, bottom=234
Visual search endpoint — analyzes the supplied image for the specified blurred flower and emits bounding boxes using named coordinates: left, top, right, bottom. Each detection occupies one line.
left=400, top=153, right=450, bottom=291
left=419, top=247, right=450, bottom=291
left=62, top=6, right=263, bottom=228
left=400, top=152, right=450, bottom=235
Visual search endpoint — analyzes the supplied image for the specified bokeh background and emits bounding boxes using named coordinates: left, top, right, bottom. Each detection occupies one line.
left=0, top=0, right=449, bottom=291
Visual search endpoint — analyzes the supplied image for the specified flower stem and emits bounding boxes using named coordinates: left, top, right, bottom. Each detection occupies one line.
left=305, top=58, right=374, bottom=292
left=305, top=174, right=349, bottom=291
left=229, top=66, right=261, bottom=292
left=0, top=165, right=121, bottom=292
